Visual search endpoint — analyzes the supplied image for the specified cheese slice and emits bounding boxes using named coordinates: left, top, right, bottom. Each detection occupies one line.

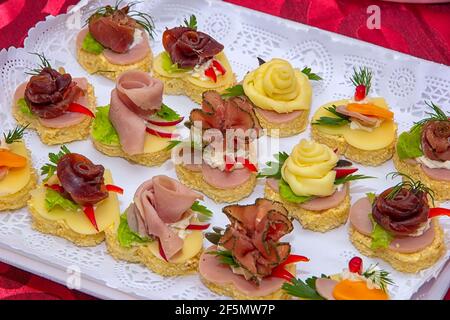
left=29, top=169, right=120, bottom=235
left=0, top=142, right=31, bottom=196
left=148, top=230, right=203, bottom=263
left=143, top=126, right=175, bottom=153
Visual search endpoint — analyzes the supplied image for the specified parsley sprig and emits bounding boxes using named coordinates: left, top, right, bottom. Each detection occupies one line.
left=191, top=201, right=213, bottom=222
left=3, top=124, right=28, bottom=144
left=350, top=67, right=372, bottom=96
left=40, top=145, right=71, bottom=182
left=184, top=14, right=197, bottom=30
left=301, top=67, right=322, bottom=81
left=312, top=105, right=350, bottom=126
left=221, top=84, right=245, bottom=98
left=363, top=264, right=394, bottom=292
left=257, top=152, right=289, bottom=179
left=26, top=52, right=52, bottom=76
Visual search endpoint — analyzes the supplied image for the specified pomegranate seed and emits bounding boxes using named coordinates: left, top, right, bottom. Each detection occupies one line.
left=348, top=256, right=363, bottom=274
left=354, top=85, right=366, bottom=101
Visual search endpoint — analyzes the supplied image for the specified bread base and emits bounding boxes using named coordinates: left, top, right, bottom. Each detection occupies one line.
left=255, top=109, right=309, bottom=137
left=175, top=164, right=257, bottom=203
left=349, top=221, right=446, bottom=273
left=13, top=84, right=96, bottom=145
left=28, top=202, right=105, bottom=247
left=92, top=138, right=171, bottom=167
left=0, top=169, right=38, bottom=212
left=311, top=126, right=396, bottom=166
left=264, top=183, right=350, bottom=232
left=105, top=223, right=200, bottom=276
left=77, top=47, right=153, bottom=81
left=393, top=152, right=450, bottom=201
left=200, top=264, right=295, bottom=300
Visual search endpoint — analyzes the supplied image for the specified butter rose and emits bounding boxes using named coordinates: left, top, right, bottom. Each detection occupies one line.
left=282, top=140, right=338, bottom=197
left=243, top=59, right=312, bottom=113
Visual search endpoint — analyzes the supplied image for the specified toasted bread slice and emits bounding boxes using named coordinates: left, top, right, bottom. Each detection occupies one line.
left=255, top=109, right=309, bottom=137
left=0, top=169, right=38, bottom=212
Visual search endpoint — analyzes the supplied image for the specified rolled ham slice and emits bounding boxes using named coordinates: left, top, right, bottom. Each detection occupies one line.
left=14, top=78, right=88, bottom=129
left=201, top=164, right=251, bottom=189
left=199, top=246, right=286, bottom=297
left=255, top=108, right=302, bottom=124
left=0, top=166, right=8, bottom=181
left=421, top=165, right=450, bottom=182
left=315, top=278, right=338, bottom=300
left=349, top=197, right=436, bottom=253
left=76, top=28, right=151, bottom=65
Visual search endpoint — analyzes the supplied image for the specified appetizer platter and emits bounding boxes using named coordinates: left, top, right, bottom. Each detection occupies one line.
left=0, top=0, right=449, bottom=300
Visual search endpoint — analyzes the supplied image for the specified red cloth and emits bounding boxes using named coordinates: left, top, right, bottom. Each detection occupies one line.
left=0, top=0, right=448, bottom=300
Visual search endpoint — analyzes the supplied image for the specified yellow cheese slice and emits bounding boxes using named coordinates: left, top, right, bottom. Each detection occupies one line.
left=148, top=230, right=203, bottom=263
left=143, top=126, right=175, bottom=153
left=0, top=142, right=31, bottom=196
left=29, top=169, right=120, bottom=235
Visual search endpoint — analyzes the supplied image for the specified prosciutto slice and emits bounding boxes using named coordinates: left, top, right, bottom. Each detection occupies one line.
left=255, top=108, right=302, bottom=124
left=199, top=246, right=286, bottom=297
left=421, top=165, right=450, bottom=182
left=349, top=197, right=436, bottom=253
left=126, top=175, right=202, bottom=260
left=201, top=164, right=251, bottom=189
left=109, top=71, right=164, bottom=155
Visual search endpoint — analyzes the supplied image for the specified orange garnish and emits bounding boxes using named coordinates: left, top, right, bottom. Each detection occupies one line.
left=332, top=280, right=389, bottom=300
left=347, top=103, right=394, bottom=120
left=0, top=150, right=27, bottom=168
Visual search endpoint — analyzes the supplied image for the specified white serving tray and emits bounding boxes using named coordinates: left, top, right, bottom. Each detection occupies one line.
left=0, top=0, right=449, bottom=300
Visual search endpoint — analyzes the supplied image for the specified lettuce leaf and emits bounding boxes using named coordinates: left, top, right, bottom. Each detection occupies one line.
left=279, top=179, right=313, bottom=204
left=369, top=214, right=394, bottom=250
left=396, top=125, right=423, bottom=160
left=82, top=32, right=104, bottom=55
left=161, top=51, right=190, bottom=73
left=17, top=98, right=33, bottom=117
left=92, top=105, right=120, bottom=146
left=117, top=212, right=150, bottom=248
left=45, top=189, right=79, bottom=212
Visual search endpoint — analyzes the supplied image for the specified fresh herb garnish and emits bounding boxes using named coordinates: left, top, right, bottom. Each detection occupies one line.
left=165, top=140, right=182, bottom=151
left=221, top=84, right=245, bottom=98
left=207, top=250, right=239, bottom=268
left=414, top=101, right=449, bottom=127
left=350, top=67, right=372, bottom=96
left=191, top=201, right=213, bottom=222
left=301, top=67, right=322, bottom=81
left=156, top=104, right=181, bottom=121
left=3, top=125, right=28, bottom=144
left=282, top=276, right=328, bottom=300
left=385, top=172, right=435, bottom=204
left=117, top=212, right=150, bottom=248
left=45, top=189, right=79, bottom=212
left=183, top=14, right=197, bottom=30
left=362, top=264, right=394, bottom=292
left=334, top=174, right=374, bottom=185
left=26, top=52, right=52, bottom=76
left=40, top=145, right=71, bottom=182
left=257, top=152, right=289, bottom=179
left=312, top=105, right=350, bottom=126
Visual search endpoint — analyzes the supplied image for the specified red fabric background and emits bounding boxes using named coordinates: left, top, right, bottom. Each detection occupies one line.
left=0, top=0, right=448, bottom=300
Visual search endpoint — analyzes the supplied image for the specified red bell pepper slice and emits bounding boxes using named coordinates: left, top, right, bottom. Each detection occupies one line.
left=243, top=159, right=258, bottom=173
left=429, top=208, right=450, bottom=219
left=334, top=167, right=358, bottom=179
left=158, top=238, right=168, bottom=262
left=83, top=205, right=99, bottom=232
left=204, top=66, right=217, bottom=83
left=105, top=184, right=124, bottom=194
left=271, top=265, right=295, bottom=282
left=186, top=223, right=210, bottom=231
left=280, top=254, right=309, bottom=266
left=44, top=183, right=64, bottom=193
left=67, top=103, right=95, bottom=118
left=212, top=60, right=226, bottom=75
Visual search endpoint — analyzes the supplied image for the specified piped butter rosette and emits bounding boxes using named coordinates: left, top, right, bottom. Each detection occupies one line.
left=281, top=140, right=338, bottom=197
left=243, top=58, right=312, bottom=113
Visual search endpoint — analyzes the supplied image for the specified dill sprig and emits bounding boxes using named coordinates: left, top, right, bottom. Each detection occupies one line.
left=362, top=264, right=394, bottom=292
left=385, top=172, right=435, bottom=204
left=350, top=67, right=372, bottom=96
left=40, top=145, right=71, bottom=182
left=3, top=124, right=29, bottom=144
left=413, top=101, right=449, bottom=127
left=312, top=105, right=350, bottom=126
left=25, top=52, right=52, bottom=76
left=183, top=14, right=197, bottom=30
left=334, top=174, right=374, bottom=185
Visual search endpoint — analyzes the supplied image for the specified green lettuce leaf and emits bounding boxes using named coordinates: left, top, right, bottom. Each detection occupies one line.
left=117, top=212, right=150, bottom=248
left=82, top=32, right=104, bottom=55
left=369, top=214, right=394, bottom=250
left=17, top=98, right=33, bottom=117
left=45, top=189, right=79, bottom=212
left=396, top=125, right=423, bottom=160
left=161, top=51, right=190, bottom=73
left=279, top=179, right=313, bottom=204
left=92, top=105, right=120, bottom=146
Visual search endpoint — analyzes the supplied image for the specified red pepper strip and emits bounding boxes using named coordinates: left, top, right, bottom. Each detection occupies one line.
left=429, top=208, right=450, bottom=219
left=212, top=60, right=226, bottom=75
left=67, top=103, right=95, bottom=118
left=271, top=265, right=295, bottom=282
left=280, top=254, right=310, bottom=266
left=44, top=183, right=64, bottom=193
left=204, top=66, right=217, bottom=83
left=243, top=159, right=258, bottom=173
left=105, top=184, right=124, bottom=194
left=354, top=85, right=366, bottom=101
left=83, top=205, right=99, bottom=232
left=158, top=238, right=168, bottom=262
left=224, top=155, right=235, bottom=172
left=186, top=223, right=210, bottom=230
left=334, top=167, right=358, bottom=179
